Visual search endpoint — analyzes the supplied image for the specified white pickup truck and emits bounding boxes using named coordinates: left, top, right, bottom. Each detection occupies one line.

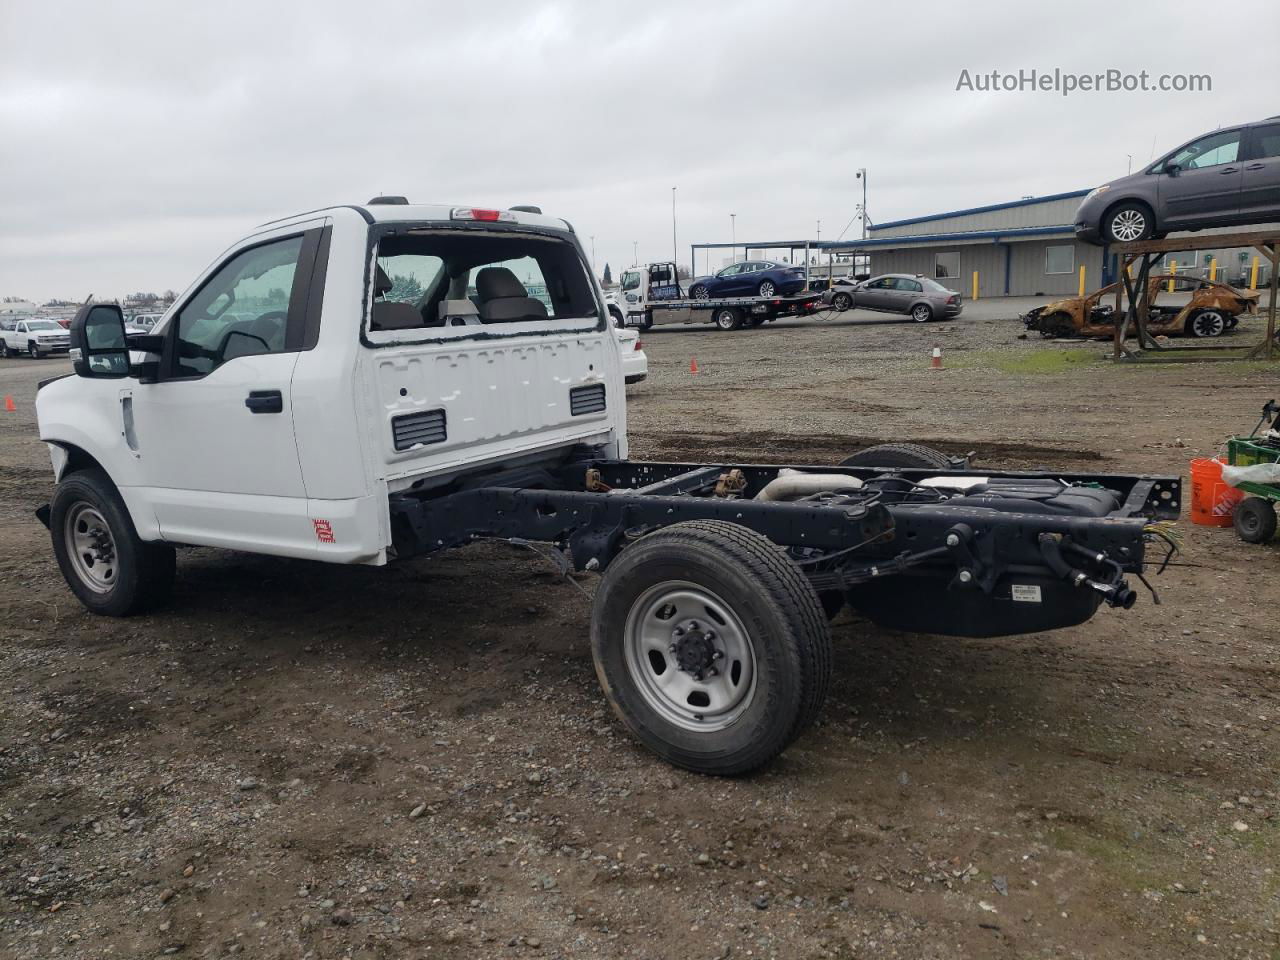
left=2, top=317, right=73, bottom=358
left=35, top=198, right=1180, bottom=775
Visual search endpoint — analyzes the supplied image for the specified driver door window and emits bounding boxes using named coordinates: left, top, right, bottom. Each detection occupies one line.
left=1169, top=131, right=1241, bottom=170
left=171, top=236, right=305, bottom=378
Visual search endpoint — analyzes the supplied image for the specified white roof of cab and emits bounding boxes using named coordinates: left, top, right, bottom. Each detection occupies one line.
left=259, top=202, right=572, bottom=233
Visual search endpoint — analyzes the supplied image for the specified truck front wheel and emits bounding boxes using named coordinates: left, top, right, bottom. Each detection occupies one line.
left=50, top=468, right=176, bottom=616
left=590, top=520, right=831, bottom=775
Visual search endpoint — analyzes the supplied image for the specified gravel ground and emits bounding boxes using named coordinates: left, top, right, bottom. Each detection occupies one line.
left=1, top=299, right=1278, bottom=959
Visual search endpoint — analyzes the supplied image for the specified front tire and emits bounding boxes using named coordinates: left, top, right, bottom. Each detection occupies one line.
left=1233, top=497, right=1277, bottom=544
left=591, top=520, right=832, bottom=776
left=1102, top=202, right=1154, bottom=244
left=50, top=468, right=176, bottom=616
left=28, top=342, right=41, bottom=359
left=690, top=284, right=709, bottom=300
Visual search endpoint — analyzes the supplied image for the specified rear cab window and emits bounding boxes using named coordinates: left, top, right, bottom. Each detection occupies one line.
left=365, top=226, right=600, bottom=340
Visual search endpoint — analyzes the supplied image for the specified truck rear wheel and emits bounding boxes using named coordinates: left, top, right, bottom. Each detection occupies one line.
left=50, top=468, right=176, bottom=616
left=713, top=307, right=743, bottom=331
left=591, top=520, right=831, bottom=775
left=840, top=442, right=952, bottom=470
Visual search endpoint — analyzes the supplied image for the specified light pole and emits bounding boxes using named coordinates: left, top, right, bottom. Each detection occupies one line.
left=632, top=240, right=638, bottom=266
left=589, top=235, right=596, bottom=273
left=730, top=213, right=736, bottom=263
left=671, top=187, right=677, bottom=270
left=855, top=168, right=867, bottom=240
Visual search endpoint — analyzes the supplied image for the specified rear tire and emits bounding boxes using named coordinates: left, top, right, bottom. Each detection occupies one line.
left=713, top=307, right=743, bottom=331
left=591, top=520, right=832, bottom=776
left=1233, top=497, right=1277, bottom=544
left=1187, top=309, right=1226, bottom=338
left=758, top=280, right=776, bottom=298
left=910, top=303, right=933, bottom=323
left=840, top=442, right=952, bottom=470
left=50, top=468, right=176, bottom=616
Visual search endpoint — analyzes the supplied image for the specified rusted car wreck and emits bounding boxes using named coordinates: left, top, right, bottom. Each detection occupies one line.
left=1022, top=276, right=1258, bottom=339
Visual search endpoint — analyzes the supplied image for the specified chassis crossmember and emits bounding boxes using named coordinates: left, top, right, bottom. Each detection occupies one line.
left=388, top=457, right=1180, bottom=639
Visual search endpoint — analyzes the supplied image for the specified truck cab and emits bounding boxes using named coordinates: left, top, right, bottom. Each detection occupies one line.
left=37, top=201, right=624, bottom=569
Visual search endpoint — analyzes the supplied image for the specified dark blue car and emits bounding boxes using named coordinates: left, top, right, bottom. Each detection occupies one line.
left=688, top=260, right=808, bottom=300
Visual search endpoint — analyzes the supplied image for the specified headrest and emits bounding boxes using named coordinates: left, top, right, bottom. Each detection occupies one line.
left=374, top=265, right=394, bottom=297
left=438, top=299, right=480, bottom=321
left=475, top=267, right=529, bottom=301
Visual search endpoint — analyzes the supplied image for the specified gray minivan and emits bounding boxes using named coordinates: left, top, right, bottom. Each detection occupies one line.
left=1075, top=117, right=1280, bottom=245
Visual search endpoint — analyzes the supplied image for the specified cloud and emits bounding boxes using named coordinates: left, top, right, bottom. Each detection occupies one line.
left=0, top=0, right=1274, bottom=300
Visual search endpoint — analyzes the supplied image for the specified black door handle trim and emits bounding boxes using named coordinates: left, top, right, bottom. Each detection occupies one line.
left=245, top=389, right=283, bottom=414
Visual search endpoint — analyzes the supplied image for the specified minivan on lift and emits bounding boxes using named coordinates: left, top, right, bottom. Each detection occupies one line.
left=1075, top=116, right=1280, bottom=245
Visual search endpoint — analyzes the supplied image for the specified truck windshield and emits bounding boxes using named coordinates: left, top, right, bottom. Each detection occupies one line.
left=370, top=230, right=599, bottom=333
left=620, top=271, right=641, bottom=291
left=26, top=320, right=62, bottom=330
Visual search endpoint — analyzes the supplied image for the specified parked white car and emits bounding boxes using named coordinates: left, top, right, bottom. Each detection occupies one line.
left=616, top=327, right=647, bottom=384
left=1, top=317, right=72, bottom=358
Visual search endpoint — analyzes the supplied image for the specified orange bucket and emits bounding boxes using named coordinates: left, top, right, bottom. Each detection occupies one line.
left=1189, top=457, right=1244, bottom=527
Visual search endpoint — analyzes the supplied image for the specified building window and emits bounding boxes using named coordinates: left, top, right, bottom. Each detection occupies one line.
left=934, top=252, right=959, bottom=279
left=1045, top=245, right=1075, bottom=275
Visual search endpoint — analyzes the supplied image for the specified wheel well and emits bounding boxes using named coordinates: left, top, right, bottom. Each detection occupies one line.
left=52, top=443, right=106, bottom=483
left=1103, top=197, right=1156, bottom=229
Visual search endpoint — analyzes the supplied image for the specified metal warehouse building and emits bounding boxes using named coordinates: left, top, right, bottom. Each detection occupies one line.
left=832, top=190, right=1103, bottom=298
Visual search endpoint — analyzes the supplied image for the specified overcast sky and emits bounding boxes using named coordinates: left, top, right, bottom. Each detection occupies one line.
left=1, top=0, right=1276, bottom=302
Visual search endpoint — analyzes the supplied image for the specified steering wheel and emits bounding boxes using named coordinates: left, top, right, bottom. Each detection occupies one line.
left=213, top=310, right=288, bottom=362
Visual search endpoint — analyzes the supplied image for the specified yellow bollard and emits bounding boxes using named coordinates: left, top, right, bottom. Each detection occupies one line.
left=1167, top=260, right=1177, bottom=292
left=1209, top=258, right=1217, bottom=282
left=1250, top=257, right=1260, bottom=290
left=971, top=270, right=978, bottom=301
left=1077, top=265, right=1086, bottom=297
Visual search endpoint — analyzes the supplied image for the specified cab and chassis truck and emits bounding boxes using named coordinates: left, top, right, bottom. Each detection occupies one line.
left=36, top=200, right=1180, bottom=775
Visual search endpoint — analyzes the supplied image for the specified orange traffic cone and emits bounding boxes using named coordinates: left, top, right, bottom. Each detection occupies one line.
left=3, top=395, right=14, bottom=412
left=930, top=345, right=942, bottom=369
left=689, top=357, right=699, bottom=375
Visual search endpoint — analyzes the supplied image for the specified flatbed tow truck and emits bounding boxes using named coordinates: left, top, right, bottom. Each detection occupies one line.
left=36, top=199, right=1180, bottom=775
left=614, top=261, right=823, bottom=331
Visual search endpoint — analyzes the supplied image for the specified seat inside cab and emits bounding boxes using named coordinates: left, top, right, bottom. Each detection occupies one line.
left=368, top=230, right=598, bottom=332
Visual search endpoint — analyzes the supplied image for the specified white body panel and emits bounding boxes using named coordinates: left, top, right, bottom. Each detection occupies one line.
left=36, top=204, right=627, bottom=566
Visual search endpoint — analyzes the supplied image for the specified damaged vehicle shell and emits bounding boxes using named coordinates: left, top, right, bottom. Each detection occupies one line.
left=1022, top=276, right=1259, bottom=340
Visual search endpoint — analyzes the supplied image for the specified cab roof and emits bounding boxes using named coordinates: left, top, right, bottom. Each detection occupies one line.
left=258, top=201, right=573, bottom=234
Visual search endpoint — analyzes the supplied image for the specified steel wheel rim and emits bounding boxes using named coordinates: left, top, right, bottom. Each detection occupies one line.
left=1194, top=311, right=1224, bottom=337
left=623, top=580, right=757, bottom=732
left=716, top=310, right=734, bottom=329
left=1111, top=209, right=1146, bottom=242
left=912, top=305, right=930, bottom=322
left=64, top=502, right=118, bottom=593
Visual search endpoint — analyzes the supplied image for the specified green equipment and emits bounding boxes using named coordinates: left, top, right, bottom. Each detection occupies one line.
left=1226, top=400, right=1280, bottom=543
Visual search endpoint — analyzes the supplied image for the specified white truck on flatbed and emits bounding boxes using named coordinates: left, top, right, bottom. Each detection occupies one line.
left=36, top=198, right=1180, bottom=775
left=615, top=261, right=824, bottom=331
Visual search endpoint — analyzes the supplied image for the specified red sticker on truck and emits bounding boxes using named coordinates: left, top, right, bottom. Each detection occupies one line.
left=312, top=519, right=336, bottom=544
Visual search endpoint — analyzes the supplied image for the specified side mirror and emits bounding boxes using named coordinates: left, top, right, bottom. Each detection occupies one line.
left=70, top=303, right=131, bottom=378
left=1165, top=163, right=1181, bottom=178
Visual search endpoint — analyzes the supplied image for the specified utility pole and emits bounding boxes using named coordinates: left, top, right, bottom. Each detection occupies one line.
left=816, top=219, right=821, bottom=243
left=730, top=213, right=736, bottom=264
left=856, top=168, right=868, bottom=240
left=671, top=187, right=677, bottom=271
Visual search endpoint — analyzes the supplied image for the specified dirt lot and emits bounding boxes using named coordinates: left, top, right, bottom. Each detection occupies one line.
left=2, top=303, right=1278, bottom=960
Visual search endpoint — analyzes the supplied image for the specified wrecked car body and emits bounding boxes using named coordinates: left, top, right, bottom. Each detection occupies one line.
left=1022, top=276, right=1259, bottom=340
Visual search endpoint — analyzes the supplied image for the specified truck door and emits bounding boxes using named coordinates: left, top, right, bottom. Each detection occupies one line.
left=126, top=223, right=329, bottom=555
